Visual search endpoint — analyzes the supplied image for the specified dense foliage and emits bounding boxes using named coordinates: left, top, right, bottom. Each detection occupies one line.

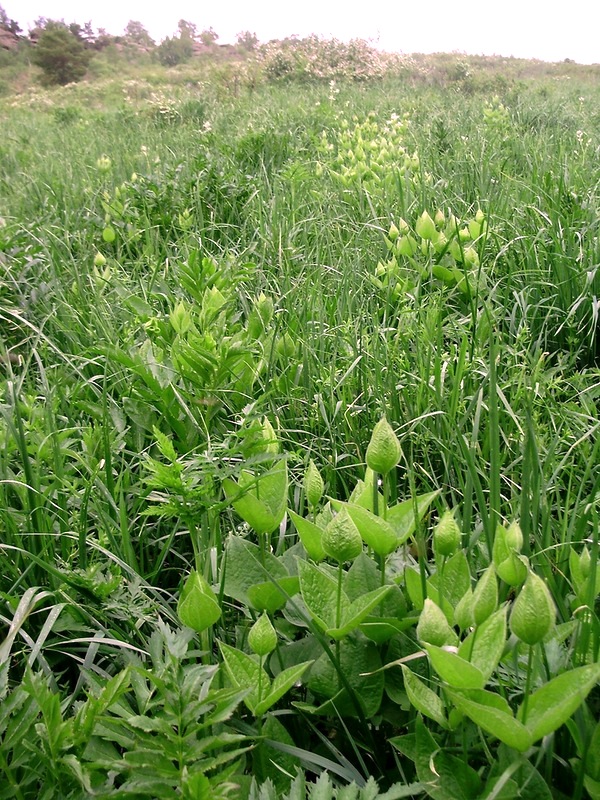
left=0, top=43, right=599, bottom=799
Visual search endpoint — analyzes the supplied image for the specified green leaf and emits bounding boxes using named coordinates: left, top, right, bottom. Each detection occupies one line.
left=386, top=491, right=440, bottom=545
left=297, top=559, right=345, bottom=631
left=288, top=510, right=326, bottom=562
left=255, top=661, right=313, bottom=716
left=518, top=663, right=600, bottom=742
left=222, top=535, right=288, bottom=607
left=223, top=459, right=288, bottom=535
left=447, top=688, right=531, bottom=752
left=425, top=645, right=485, bottom=689
left=344, top=551, right=382, bottom=600
left=401, top=665, right=447, bottom=728
left=414, top=715, right=481, bottom=799
left=458, top=606, right=507, bottom=682
left=247, top=576, right=300, bottom=613
left=327, top=586, right=392, bottom=640
left=218, top=642, right=268, bottom=714
left=404, top=567, right=425, bottom=611
left=339, top=502, right=399, bottom=556
left=436, top=550, right=472, bottom=611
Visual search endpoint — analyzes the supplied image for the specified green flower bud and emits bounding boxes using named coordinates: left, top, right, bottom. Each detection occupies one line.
left=417, top=598, right=458, bottom=647
left=366, top=416, right=401, bottom=475
left=454, top=589, right=474, bottom=631
left=260, top=417, right=279, bottom=455
left=93, top=251, right=107, bottom=267
left=463, top=247, right=479, bottom=267
left=388, top=222, right=400, bottom=242
left=434, top=209, right=445, bottom=228
left=579, top=546, right=591, bottom=580
left=177, top=570, right=221, bottom=633
left=397, top=217, right=410, bottom=235
left=256, top=293, right=274, bottom=327
left=496, top=552, right=529, bottom=587
left=248, top=613, right=278, bottom=656
left=276, top=333, right=296, bottom=359
left=472, top=566, right=498, bottom=625
left=304, top=459, right=324, bottom=509
left=506, top=521, right=523, bottom=551
left=96, top=155, right=112, bottom=172
left=433, top=510, right=461, bottom=558
left=416, top=211, right=436, bottom=241
left=323, top=507, right=362, bottom=563
left=510, top=571, right=556, bottom=645
left=396, top=234, right=418, bottom=257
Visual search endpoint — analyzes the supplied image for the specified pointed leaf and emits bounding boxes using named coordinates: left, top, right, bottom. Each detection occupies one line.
left=414, top=715, right=481, bottom=799
left=222, top=535, right=288, bottom=607
left=255, top=661, right=313, bottom=716
left=288, top=510, right=326, bottom=561
left=425, top=645, right=485, bottom=689
left=458, top=606, right=507, bottom=682
left=518, top=663, right=600, bottom=742
left=297, top=559, right=346, bottom=631
left=387, top=491, right=440, bottom=545
left=401, top=665, right=447, bottom=728
left=327, top=586, right=392, bottom=640
left=247, top=576, right=300, bottom=613
left=218, top=642, right=268, bottom=714
left=339, top=502, right=399, bottom=556
left=447, top=688, right=531, bottom=752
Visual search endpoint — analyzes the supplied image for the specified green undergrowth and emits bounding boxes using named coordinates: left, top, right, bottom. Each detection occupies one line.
left=1, top=65, right=599, bottom=798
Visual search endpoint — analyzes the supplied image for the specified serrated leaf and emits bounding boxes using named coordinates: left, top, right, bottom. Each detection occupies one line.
left=288, top=510, right=326, bottom=561
left=401, top=665, right=447, bottom=728
left=518, top=663, right=600, bottom=742
left=425, top=645, right=485, bottom=689
left=447, top=688, right=531, bottom=752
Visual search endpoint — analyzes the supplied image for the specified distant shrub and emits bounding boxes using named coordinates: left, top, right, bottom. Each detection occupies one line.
left=31, top=22, right=92, bottom=85
left=156, top=35, right=193, bottom=67
left=258, top=35, right=412, bottom=83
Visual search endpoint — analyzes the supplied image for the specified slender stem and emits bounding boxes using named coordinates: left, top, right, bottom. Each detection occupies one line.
left=336, top=561, right=344, bottom=688
left=520, top=645, right=535, bottom=725
left=372, top=471, right=379, bottom=517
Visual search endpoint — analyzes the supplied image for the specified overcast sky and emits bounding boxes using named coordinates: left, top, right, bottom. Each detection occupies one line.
left=4, top=0, right=600, bottom=64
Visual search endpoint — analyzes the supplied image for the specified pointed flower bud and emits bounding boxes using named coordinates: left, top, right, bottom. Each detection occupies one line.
left=93, top=251, right=107, bottom=267
left=248, top=613, right=278, bottom=656
left=472, top=566, right=498, bottom=625
left=510, top=571, right=555, bottom=645
left=417, top=598, right=458, bottom=647
left=323, top=507, right=362, bottom=563
left=177, top=570, right=221, bottom=633
left=416, top=211, right=436, bottom=241
left=304, top=459, right=324, bottom=509
left=366, top=416, right=401, bottom=475
left=433, top=510, right=461, bottom=557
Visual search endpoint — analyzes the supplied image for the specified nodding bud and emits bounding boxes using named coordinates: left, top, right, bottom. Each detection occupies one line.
left=248, top=613, right=278, bottom=656
left=94, top=251, right=107, bottom=267
left=366, top=416, right=402, bottom=475
left=304, top=459, right=324, bottom=509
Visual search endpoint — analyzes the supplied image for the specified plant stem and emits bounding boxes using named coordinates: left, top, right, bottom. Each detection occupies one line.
left=520, top=645, right=535, bottom=725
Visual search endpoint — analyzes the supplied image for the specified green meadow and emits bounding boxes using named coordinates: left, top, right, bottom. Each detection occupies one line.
left=0, top=39, right=599, bottom=799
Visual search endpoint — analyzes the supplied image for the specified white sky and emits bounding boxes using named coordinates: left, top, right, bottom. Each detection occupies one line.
left=5, top=0, right=600, bottom=64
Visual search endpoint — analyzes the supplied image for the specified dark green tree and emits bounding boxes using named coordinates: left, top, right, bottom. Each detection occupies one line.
left=156, top=34, right=193, bottom=67
left=31, top=22, right=91, bottom=85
